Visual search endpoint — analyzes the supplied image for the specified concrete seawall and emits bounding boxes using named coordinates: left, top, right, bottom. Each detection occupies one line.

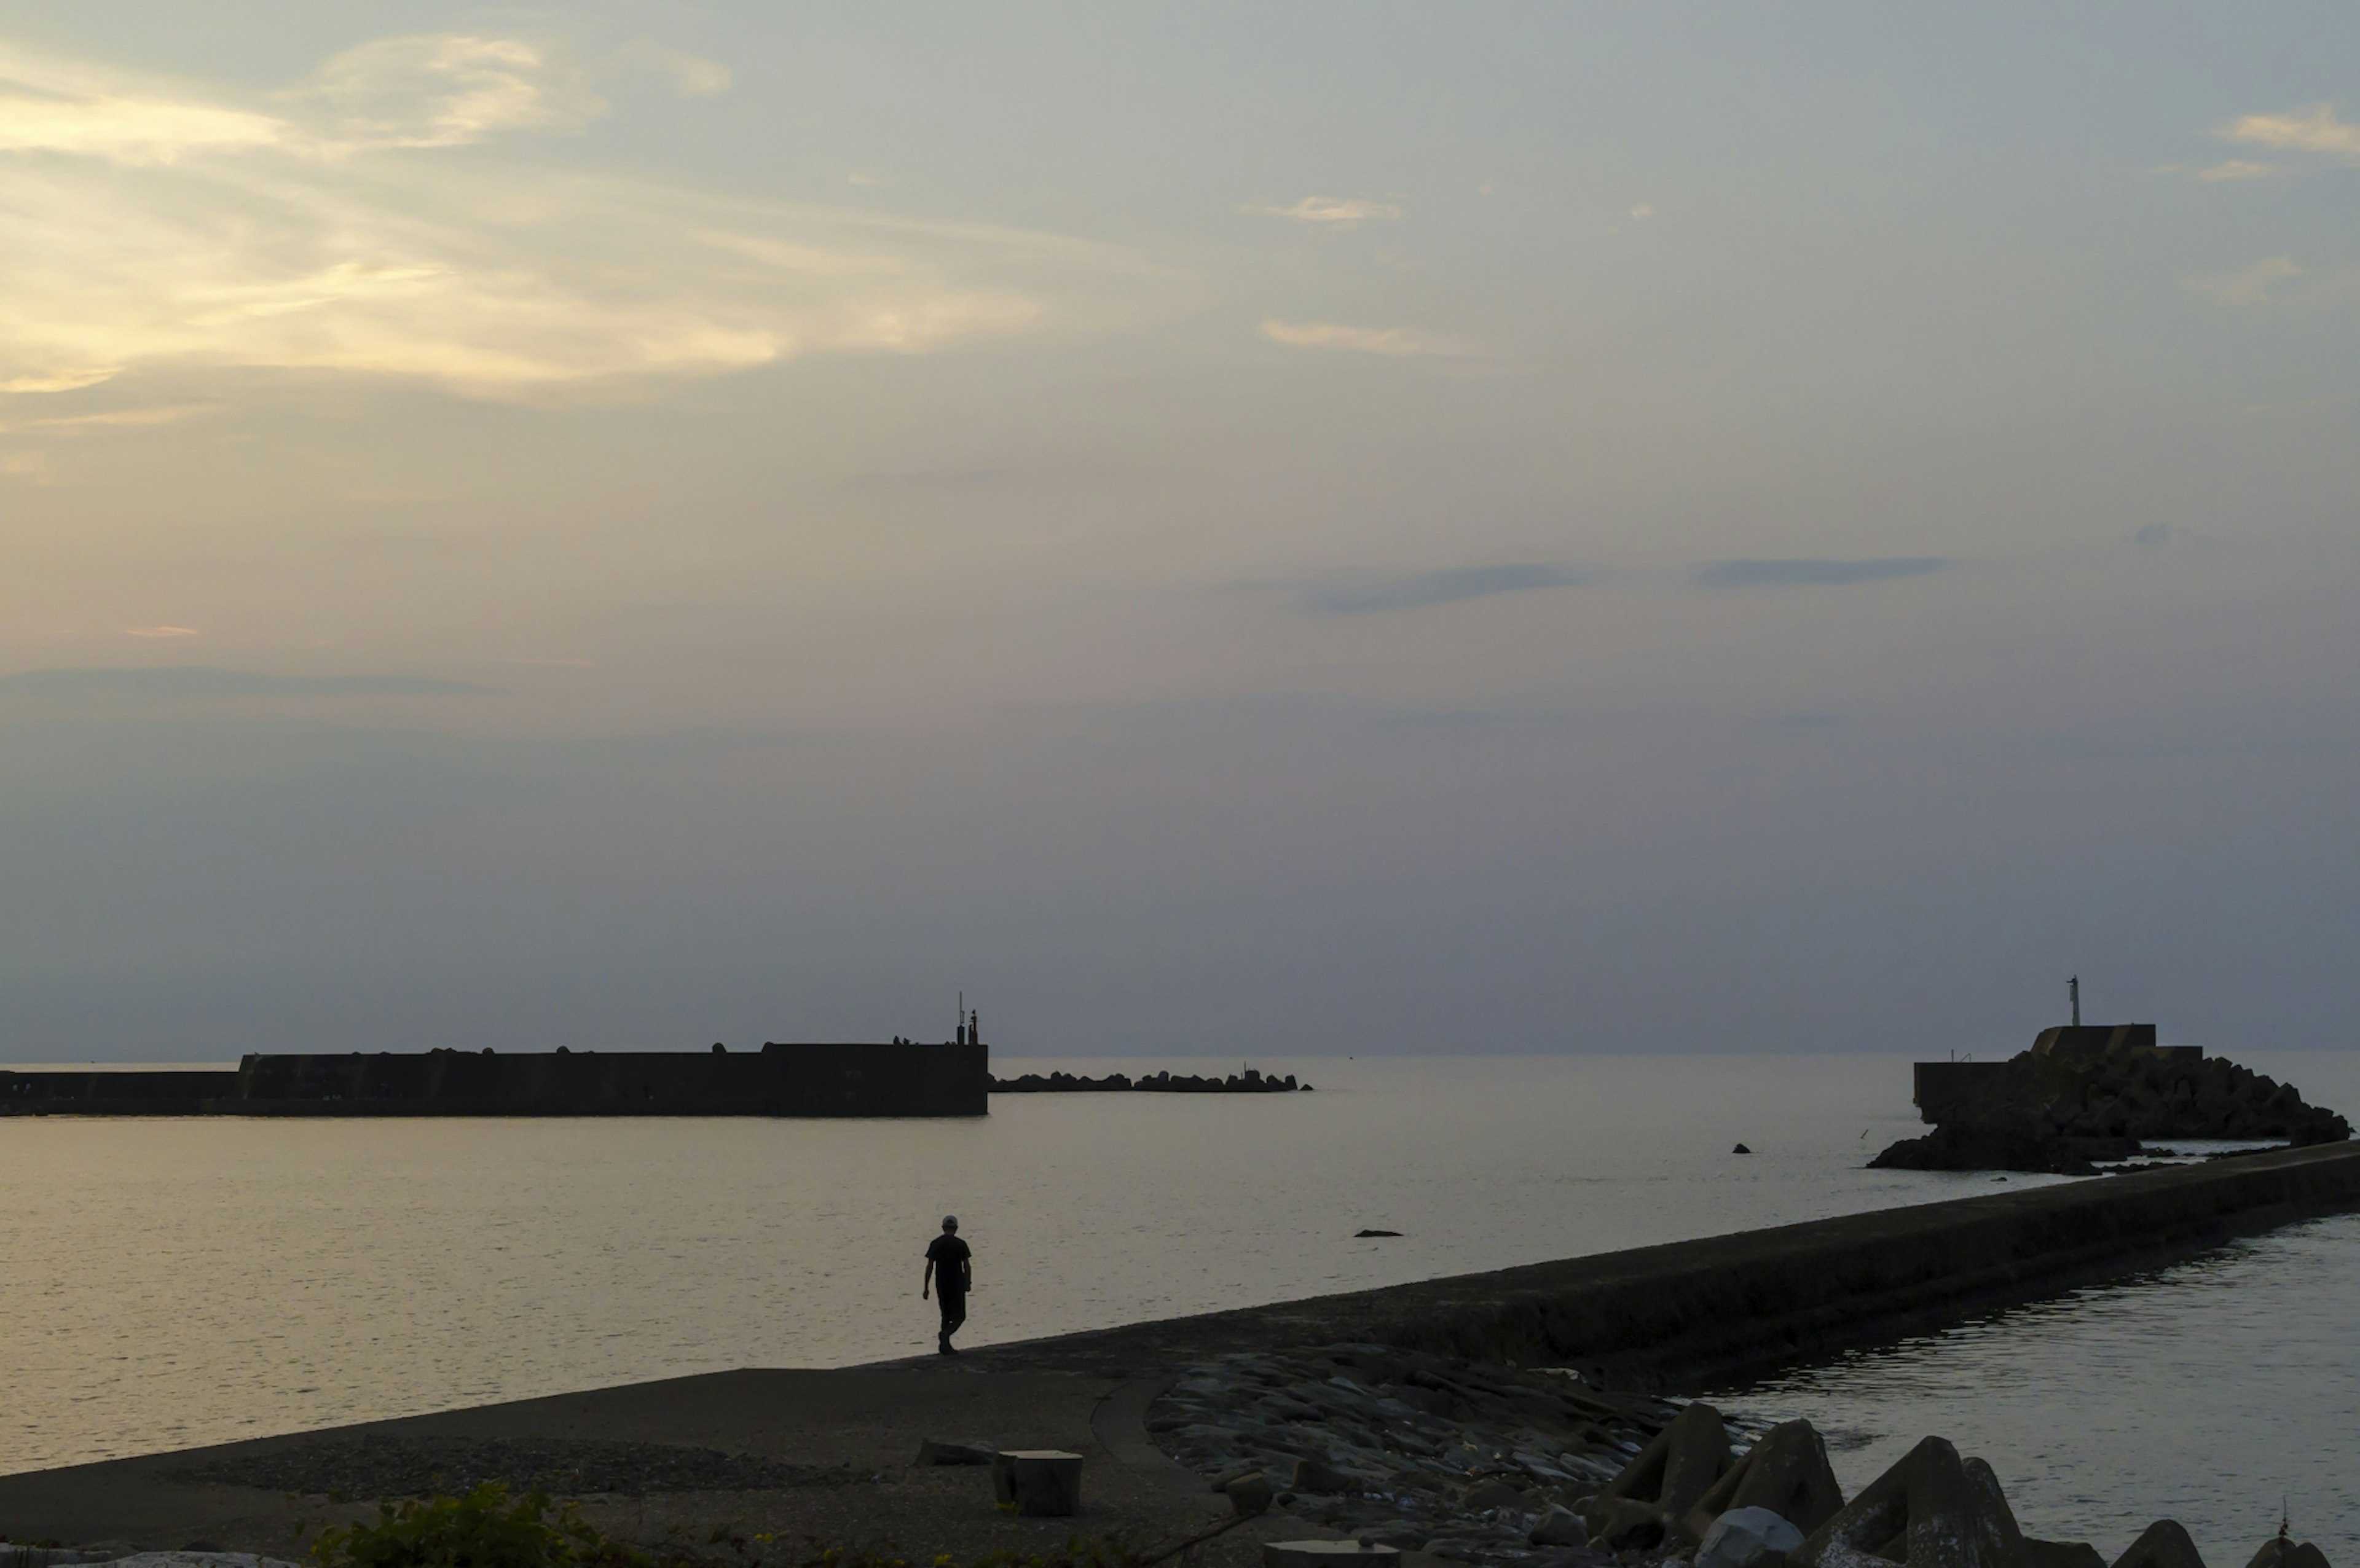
left=966, top=1140, right=2360, bottom=1390
left=0, top=1042, right=989, bottom=1117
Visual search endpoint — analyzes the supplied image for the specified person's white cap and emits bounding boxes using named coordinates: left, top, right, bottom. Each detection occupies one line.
left=942, top=1215, right=958, bottom=1229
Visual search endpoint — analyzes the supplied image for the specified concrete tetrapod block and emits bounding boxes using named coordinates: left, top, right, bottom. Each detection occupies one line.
left=994, top=1451, right=1084, bottom=1518
left=2114, top=1521, right=2207, bottom=1568
left=1578, top=1400, right=1736, bottom=1550
left=1680, top=1420, right=1846, bottom=1542
left=1262, top=1545, right=1402, bottom=1568
left=1788, top=1437, right=2029, bottom=1568
left=2244, top=1540, right=2332, bottom=1568
left=2024, top=1541, right=2107, bottom=1568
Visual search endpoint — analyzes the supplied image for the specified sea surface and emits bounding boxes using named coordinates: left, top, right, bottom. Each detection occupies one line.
left=2, top=1051, right=2354, bottom=1562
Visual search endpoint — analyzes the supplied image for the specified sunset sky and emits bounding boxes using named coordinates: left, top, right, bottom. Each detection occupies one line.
left=4, top=3, right=2356, bottom=1059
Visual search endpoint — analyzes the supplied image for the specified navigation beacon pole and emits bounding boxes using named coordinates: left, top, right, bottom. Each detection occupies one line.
left=2069, top=975, right=2080, bottom=1027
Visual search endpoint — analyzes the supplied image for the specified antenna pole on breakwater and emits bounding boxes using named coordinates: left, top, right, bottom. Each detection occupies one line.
left=2069, top=975, right=2080, bottom=1027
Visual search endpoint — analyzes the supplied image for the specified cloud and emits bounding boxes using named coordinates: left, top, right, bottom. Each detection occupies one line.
left=2191, top=256, right=2304, bottom=307
left=125, top=625, right=200, bottom=638
left=0, top=35, right=1152, bottom=401
left=2220, top=104, right=2360, bottom=163
left=614, top=42, right=731, bottom=99
left=2133, top=523, right=2172, bottom=547
left=0, top=44, right=286, bottom=163
left=1241, top=196, right=1405, bottom=225
left=299, top=35, right=605, bottom=152
left=1694, top=558, right=1947, bottom=588
left=2155, top=159, right=2285, bottom=182
left=0, top=402, right=219, bottom=434
left=1297, top=563, right=1583, bottom=614
left=1259, top=319, right=1473, bottom=356
left=1, top=667, right=487, bottom=700
left=1629, top=203, right=1654, bottom=219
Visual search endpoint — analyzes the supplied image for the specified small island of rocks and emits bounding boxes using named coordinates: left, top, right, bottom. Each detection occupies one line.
left=1875, top=1024, right=2350, bottom=1175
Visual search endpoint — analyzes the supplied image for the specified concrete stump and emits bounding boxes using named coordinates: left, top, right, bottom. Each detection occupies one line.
left=1262, top=1544, right=1402, bottom=1568
left=996, top=1449, right=1084, bottom=1517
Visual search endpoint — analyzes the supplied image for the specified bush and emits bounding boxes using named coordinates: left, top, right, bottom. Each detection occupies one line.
left=310, top=1484, right=655, bottom=1568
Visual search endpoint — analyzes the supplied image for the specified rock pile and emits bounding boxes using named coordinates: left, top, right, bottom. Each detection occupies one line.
left=1874, top=1041, right=2348, bottom=1175
left=1148, top=1347, right=2338, bottom=1568
left=1146, top=1343, right=1739, bottom=1562
left=992, top=1069, right=1306, bottom=1094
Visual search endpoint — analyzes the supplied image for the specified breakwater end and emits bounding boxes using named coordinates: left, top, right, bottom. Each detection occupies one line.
left=959, top=1140, right=2360, bottom=1390
left=1890, top=1029, right=2348, bottom=1172
left=0, top=1042, right=988, bottom=1118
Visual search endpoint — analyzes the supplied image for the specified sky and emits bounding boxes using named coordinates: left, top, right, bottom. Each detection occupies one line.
left=1, top=2, right=2356, bottom=1060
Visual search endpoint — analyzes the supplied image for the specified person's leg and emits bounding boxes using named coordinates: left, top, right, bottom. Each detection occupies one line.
left=938, top=1296, right=966, bottom=1354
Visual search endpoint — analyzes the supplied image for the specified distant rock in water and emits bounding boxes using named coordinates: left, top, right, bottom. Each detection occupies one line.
left=1873, top=1029, right=2350, bottom=1174
left=1355, top=1228, right=1402, bottom=1237
left=990, top=1067, right=1304, bottom=1094
left=1732, top=1143, right=1752, bottom=1155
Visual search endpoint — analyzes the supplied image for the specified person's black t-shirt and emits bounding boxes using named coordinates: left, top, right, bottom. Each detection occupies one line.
left=926, top=1234, right=970, bottom=1297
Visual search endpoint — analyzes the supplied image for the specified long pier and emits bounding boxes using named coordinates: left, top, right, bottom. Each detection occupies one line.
left=961, top=1139, right=2360, bottom=1389
left=0, top=1042, right=988, bottom=1118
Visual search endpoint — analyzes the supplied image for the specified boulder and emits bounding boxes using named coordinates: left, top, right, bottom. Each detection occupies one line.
left=1293, top=1456, right=1355, bottom=1494
left=1460, top=1477, right=1530, bottom=1511
left=1261, top=1545, right=1401, bottom=1568
left=916, top=1437, right=997, bottom=1466
left=1530, top=1506, right=1591, bottom=1549
left=1224, top=1473, right=1276, bottom=1516
left=1697, top=1507, right=1807, bottom=1568
left=1788, top=1437, right=2028, bottom=1568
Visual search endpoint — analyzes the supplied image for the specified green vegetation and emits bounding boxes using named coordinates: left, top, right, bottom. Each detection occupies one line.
left=304, top=1484, right=1149, bottom=1568
left=310, top=1485, right=656, bottom=1568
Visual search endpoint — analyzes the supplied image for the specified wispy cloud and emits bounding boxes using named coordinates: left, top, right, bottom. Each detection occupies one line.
left=297, top=35, right=603, bottom=153
left=2190, top=256, right=2305, bottom=307
left=1694, top=558, right=1946, bottom=588
left=1259, top=319, right=1473, bottom=357
left=2219, top=104, right=2360, bottom=163
left=0, top=402, right=219, bottom=434
left=2155, top=159, right=2285, bottom=182
left=124, top=625, right=200, bottom=638
left=613, top=42, right=731, bottom=99
left=1296, top=564, right=1582, bottom=615
left=1241, top=196, right=1404, bottom=225
left=0, top=35, right=1152, bottom=401
left=1, top=666, right=487, bottom=699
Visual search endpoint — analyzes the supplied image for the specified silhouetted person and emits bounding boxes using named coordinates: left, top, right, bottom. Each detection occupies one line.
left=969, top=1009, right=980, bottom=1044
left=922, top=1215, right=972, bottom=1355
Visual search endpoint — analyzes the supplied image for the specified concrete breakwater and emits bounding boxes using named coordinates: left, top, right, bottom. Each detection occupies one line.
left=973, top=1141, right=2360, bottom=1389
left=0, top=1043, right=988, bottom=1118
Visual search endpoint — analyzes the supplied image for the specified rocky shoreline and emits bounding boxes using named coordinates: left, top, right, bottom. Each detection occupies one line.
left=1146, top=1344, right=2337, bottom=1568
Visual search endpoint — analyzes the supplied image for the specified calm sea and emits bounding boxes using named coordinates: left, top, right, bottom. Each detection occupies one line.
left=2, top=1052, right=2353, bottom=1561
